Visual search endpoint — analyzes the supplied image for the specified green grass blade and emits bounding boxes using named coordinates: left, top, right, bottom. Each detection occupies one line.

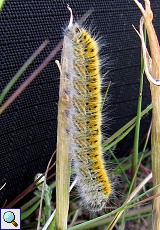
left=131, top=27, right=146, bottom=191
left=0, top=0, right=5, bottom=11
left=21, top=200, right=40, bottom=220
left=110, top=150, right=130, bottom=186
left=103, top=103, right=152, bottom=150
left=103, top=124, right=135, bottom=151
left=67, top=182, right=159, bottom=230
left=0, top=40, right=48, bottom=105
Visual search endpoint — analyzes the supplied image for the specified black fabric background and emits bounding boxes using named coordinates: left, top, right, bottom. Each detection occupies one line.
left=1, top=0, right=160, bottom=206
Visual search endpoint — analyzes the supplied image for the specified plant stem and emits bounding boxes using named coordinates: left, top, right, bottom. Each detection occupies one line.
left=0, top=40, right=48, bottom=105
left=55, top=56, right=71, bottom=228
left=56, top=102, right=71, bottom=230
left=0, top=40, right=63, bottom=114
left=151, top=88, right=160, bottom=229
left=131, top=29, right=145, bottom=191
left=67, top=173, right=153, bottom=230
left=133, top=0, right=160, bottom=228
left=103, top=104, right=152, bottom=151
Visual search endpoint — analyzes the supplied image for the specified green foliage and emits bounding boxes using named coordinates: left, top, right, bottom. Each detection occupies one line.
left=0, top=0, right=5, bottom=11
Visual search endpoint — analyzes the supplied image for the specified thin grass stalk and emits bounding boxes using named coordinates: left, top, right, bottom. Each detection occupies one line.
left=110, top=150, right=130, bottom=186
left=133, top=1, right=160, bottom=229
left=131, top=29, right=145, bottom=191
left=151, top=85, right=160, bottom=229
left=36, top=153, right=55, bottom=230
left=103, top=103, right=152, bottom=150
left=0, top=40, right=48, bottom=105
left=99, top=205, right=152, bottom=227
left=56, top=59, right=71, bottom=229
left=56, top=94, right=71, bottom=229
left=108, top=153, right=144, bottom=230
left=0, top=40, right=63, bottom=114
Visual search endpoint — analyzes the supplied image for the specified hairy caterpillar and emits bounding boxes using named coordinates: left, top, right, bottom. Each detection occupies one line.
left=57, top=6, right=112, bottom=211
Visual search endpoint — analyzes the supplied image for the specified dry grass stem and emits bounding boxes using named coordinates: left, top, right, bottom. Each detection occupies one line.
left=56, top=57, right=71, bottom=229
left=108, top=173, right=152, bottom=230
left=36, top=151, right=56, bottom=230
left=133, top=0, right=160, bottom=229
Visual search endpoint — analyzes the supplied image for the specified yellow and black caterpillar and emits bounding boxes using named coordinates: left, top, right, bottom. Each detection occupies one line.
left=60, top=7, right=112, bottom=211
